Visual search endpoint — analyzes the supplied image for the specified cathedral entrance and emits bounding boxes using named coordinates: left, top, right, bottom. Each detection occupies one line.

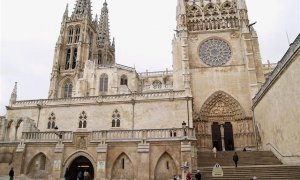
left=68, top=156, right=94, bottom=180
left=211, top=122, right=222, bottom=151
left=224, top=122, right=234, bottom=150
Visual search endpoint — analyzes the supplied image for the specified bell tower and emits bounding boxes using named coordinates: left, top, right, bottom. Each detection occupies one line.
left=173, top=0, right=265, bottom=150
left=48, top=0, right=98, bottom=99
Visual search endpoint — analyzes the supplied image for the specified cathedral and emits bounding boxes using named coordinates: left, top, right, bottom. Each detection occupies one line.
left=0, top=0, right=299, bottom=179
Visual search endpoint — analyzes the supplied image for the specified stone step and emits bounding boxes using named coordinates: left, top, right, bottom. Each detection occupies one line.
left=193, top=166, right=300, bottom=180
left=198, top=151, right=282, bottom=167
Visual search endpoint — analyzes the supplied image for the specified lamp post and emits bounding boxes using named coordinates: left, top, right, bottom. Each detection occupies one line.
left=181, top=161, right=189, bottom=180
left=54, top=126, right=63, bottom=140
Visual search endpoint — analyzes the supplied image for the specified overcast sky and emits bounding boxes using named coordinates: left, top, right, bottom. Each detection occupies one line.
left=0, top=0, right=299, bottom=115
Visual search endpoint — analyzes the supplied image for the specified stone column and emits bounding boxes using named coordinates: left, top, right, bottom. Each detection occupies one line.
left=220, top=125, right=225, bottom=151
left=137, top=141, right=150, bottom=180
left=181, top=141, right=193, bottom=180
left=96, top=141, right=108, bottom=180
left=52, top=140, right=65, bottom=179
left=14, top=141, right=26, bottom=176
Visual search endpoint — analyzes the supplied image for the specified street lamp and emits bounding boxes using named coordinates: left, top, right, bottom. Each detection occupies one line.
left=54, top=126, right=63, bottom=139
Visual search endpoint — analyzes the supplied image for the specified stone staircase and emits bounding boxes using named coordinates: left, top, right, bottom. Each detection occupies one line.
left=197, top=165, right=300, bottom=179
left=195, top=151, right=300, bottom=179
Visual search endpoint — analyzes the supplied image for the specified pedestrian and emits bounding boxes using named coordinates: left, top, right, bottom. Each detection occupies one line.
left=174, top=174, right=177, bottom=180
left=9, top=167, right=14, bottom=180
left=64, top=168, right=70, bottom=180
left=195, top=169, right=202, bottom=180
left=212, top=147, right=217, bottom=158
left=77, top=170, right=82, bottom=180
left=243, top=147, right=247, bottom=151
left=250, top=176, right=257, bottom=180
left=233, top=152, right=239, bottom=168
left=83, top=170, right=89, bottom=180
left=186, top=171, right=191, bottom=180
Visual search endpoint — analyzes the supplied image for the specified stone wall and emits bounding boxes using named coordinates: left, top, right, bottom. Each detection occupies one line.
left=253, top=38, right=300, bottom=165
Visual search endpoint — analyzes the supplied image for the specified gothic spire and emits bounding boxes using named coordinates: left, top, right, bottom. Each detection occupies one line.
left=71, top=0, right=92, bottom=21
left=97, top=1, right=111, bottom=45
left=9, top=82, right=17, bottom=106
left=63, top=4, right=69, bottom=21
left=237, top=0, right=247, bottom=10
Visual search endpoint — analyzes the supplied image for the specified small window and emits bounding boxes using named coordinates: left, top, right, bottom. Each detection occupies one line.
left=65, top=49, right=71, bottom=70
left=122, top=158, right=125, bottom=169
left=79, top=111, right=87, bottom=128
left=120, top=75, right=128, bottom=85
left=74, top=27, right=80, bottom=43
left=72, top=48, right=77, bottom=69
left=152, top=80, right=162, bottom=89
left=64, top=81, right=73, bottom=98
left=68, top=28, right=74, bottom=44
left=47, top=113, right=56, bottom=129
left=100, top=74, right=108, bottom=92
left=166, top=161, right=169, bottom=169
left=98, top=50, right=102, bottom=65
left=112, top=110, right=121, bottom=127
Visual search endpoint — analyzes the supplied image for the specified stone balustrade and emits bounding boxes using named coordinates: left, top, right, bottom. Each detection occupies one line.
left=139, top=70, right=173, bottom=78
left=91, top=128, right=196, bottom=142
left=13, top=90, right=186, bottom=108
left=22, top=131, right=73, bottom=143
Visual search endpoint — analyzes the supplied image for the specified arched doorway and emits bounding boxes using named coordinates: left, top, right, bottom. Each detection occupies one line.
left=68, top=156, right=94, bottom=180
left=196, top=91, right=246, bottom=151
left=211, top=122, right=222, bottom=151
left=224, top=122, right=234, bottom=150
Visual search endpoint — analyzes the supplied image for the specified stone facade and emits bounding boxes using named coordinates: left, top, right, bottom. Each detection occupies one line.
left=0, top=0, right=276, bottom=179
left=253, top=34, right=300, bottom=165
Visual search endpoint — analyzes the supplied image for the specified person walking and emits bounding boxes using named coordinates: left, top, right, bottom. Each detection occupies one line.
left=64, top=168, right=70, bottom=180
left=186, top=171, right=191, bottom=180
left=212, top=147, right=217, bottom=158
left=9, top=167, right=14, bottom=180
left=195, top=169, right=202, bottom=180
left=233, top=152, right=239, bottom=168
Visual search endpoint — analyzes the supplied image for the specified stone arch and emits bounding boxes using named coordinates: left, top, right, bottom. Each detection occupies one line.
left=15, top=118, right=24, bottom=140
left=58, top=76, right=74, bottom=98
left=63, top=150, right=97, bottom=168
left=111, top=152, right=134, bottom=180
left=154, top=152, right=177, bottom=180
left=26, top=152, right=51, bottom=178
left=200, top=91, right=245, bottom=121
left=6, top=120, right=14, bottom=141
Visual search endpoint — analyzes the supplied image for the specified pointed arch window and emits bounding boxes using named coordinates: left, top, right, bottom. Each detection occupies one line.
left=120, top=75, right=128, bottom=86
left=98, top=50, right=102, bottom=65
left=68, top=28, right=74, bottom=44
left=65, top=49, right=71, bottom=70
left=74, top=27, right=80, bottom=43
left=47, top=113, right=56, bottom=129
left=112, top=110, right=120, bottom=127
left=79, top=111, right=87, bottom=128
left=100, top=74, right=108, bottom=92
left=72, top=48, right=77, bottom=69
left=64, top=81, right=73, bottom=98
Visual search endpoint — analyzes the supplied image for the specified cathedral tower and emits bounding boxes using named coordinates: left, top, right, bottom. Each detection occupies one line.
left=173, top=0, right=265, bottom=151
left=48, top=0, right=98, bottom=99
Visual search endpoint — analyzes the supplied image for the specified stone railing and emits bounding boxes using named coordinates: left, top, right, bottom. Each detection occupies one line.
left=139, top=70, right=173, bottom=78
left=13, top=90, right=186, bottom=108
left=22, top=131, right=73, bottom=143
left=91, top=128, right=196, bottom=142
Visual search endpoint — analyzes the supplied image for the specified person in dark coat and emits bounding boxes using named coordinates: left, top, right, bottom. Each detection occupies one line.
left=9, top=167, right=14, bottom=180
left=233, top=152, right=239, bottom=168
left=195, top=169, right=202, bottom=180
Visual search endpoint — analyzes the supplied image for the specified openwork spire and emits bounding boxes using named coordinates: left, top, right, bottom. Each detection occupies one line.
left=97, top=1, right=111, bottom=45
left=9, top=82, right=17, bottom=106
left=71, top=0, right=92, bottom=21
